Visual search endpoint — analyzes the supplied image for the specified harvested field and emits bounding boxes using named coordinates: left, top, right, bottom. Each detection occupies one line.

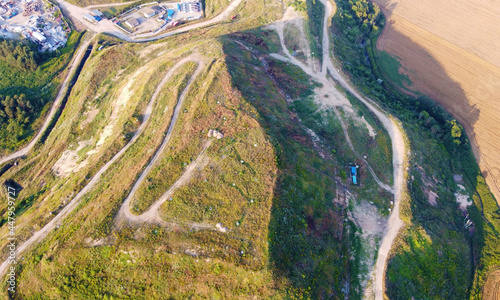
left=483, top=269, right=500, bottom=300
left=372, top=0, right=500, bottom=204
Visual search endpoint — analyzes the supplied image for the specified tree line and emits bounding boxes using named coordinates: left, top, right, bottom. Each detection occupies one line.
left=0, top=39, right=39, bottom=71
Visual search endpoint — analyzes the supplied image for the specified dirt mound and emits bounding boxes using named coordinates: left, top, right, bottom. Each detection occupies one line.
left=372, top=0, right=500, bottom=204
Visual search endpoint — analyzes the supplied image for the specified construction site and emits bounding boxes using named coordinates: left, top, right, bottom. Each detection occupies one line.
left=0, top=0, right=69, bottom=51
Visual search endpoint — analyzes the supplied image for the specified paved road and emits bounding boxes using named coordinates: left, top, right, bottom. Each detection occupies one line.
left=0, top=35, right=94, bottom=166
left=55, top=0, right=244, bottom=42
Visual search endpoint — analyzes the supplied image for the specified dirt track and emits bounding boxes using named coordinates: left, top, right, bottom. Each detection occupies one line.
left=0, top=35, right=94, bottom=166
left=114, top=58, right=209, bottom=225
left=372, top=0, right=500, bottom=205
left=272, top=1, right=406, bottom=299
left=0, top=54, right=206, bottom=277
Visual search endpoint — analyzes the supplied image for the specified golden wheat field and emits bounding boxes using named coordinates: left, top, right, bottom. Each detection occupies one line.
left=371, top=0, right=500, bottom=206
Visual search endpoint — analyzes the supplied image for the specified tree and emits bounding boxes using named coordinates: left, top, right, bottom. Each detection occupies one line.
left=449, top=119, right=462, bottom=145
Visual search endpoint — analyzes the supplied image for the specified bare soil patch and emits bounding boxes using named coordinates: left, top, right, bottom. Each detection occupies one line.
left=372, top=0, right=500, bottom=204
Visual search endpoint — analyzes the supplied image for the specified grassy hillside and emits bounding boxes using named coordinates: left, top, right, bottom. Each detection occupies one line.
left=330, top=0, right=500, bottom=298
left=0, top=2, right=396, bottom=296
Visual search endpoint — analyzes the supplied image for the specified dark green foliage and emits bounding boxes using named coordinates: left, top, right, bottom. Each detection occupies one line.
left=0, top=94, right=34, bottom=145
left=305, top=0, right=324, bottom=62
left=387, top=227, right=471, bottom=299
left=290, top=0, right=307, bottom=12
left=0, top=31, right=83, bottom=152
left=221, top=30, right=358, bottom=298
left=0, top=39, right=38, bottom=71
left=332, top=0, right=499, bottom=298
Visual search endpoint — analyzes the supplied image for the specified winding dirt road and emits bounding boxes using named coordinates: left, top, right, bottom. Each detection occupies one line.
left=0, top=54, right=205, bottom=276
left=0, top=0, right=241, bottom=278
left=272, top=1, right=406, bottom=298
left=319, top=1, right=406, bottom=298
left=0, top=35, right=94, bottom=166
left=114, top=58, right=210, bottom=225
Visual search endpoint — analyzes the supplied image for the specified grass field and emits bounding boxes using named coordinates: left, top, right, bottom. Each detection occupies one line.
left=376, top=51, right=412, bottom=89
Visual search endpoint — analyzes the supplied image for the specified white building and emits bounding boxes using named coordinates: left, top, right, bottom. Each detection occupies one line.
left=125, top=18, right=139, bottom=28
left=32, top=31, right=46, bottom=42
left=140, top=8, right=155, bottom=18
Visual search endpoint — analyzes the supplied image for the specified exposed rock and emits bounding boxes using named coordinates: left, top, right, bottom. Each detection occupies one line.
left=208, top=129, right=224, bottom=139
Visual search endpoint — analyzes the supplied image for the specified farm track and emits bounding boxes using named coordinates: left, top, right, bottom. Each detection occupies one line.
left=0, top=35, right=94, bottom=166
left=0, top=54, right=205, bottom=276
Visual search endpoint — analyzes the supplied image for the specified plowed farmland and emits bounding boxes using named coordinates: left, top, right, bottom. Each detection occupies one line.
left=371, top=0, right=500, bottom=205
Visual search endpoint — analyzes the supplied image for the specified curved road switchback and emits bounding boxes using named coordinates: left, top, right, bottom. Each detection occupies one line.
left=114, top=57, right=209, bottom=225
left=0, top=0, right=243, bottom=278
left=0, top=54, right=205, bottom=277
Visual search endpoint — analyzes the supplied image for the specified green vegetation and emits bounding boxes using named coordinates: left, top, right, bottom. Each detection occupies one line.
left=304, top=0, right=324, bottom=62
left=377, top=51, right=412, bottom=88
left=0, top=32, right=82, bottom=154
left=221, top=28, right=393, bottom=297
left=0, top=34, right=284, bottom=297
left=331, top=0, right=500, bottom=298
left=201, top=0, right=231, bottom=19
left=290, top=0, right=307, bottom=12
left=0, top=39, right=38, bottom=71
